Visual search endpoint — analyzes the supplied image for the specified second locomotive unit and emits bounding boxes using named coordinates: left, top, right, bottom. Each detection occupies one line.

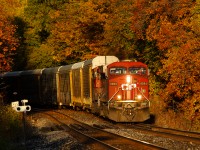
left=1, top=56, right=150, bottom=122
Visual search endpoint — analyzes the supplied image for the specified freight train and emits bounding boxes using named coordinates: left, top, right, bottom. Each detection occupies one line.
left=0, top=56, right=150, bottom=122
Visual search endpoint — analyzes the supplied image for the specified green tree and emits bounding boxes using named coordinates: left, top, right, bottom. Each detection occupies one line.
left=12, top=17, right=28, bottom=71
left=23, top=2, right=57, bottom=69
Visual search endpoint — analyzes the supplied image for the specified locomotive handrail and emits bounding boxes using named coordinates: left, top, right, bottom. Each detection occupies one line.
left=108, top=87, right=121, bottom=110
left=137, top=88, right=150, bottom=103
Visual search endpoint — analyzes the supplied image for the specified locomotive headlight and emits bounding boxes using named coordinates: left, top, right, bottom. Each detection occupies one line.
left=117, top=95, right=122, bottom=100
left=126, top=75, right=131, bottom=83
left=137, top=95, right=142, bottom=100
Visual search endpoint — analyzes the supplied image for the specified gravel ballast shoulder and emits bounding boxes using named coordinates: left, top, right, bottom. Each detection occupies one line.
left=21, top=110, right=200, bottom=150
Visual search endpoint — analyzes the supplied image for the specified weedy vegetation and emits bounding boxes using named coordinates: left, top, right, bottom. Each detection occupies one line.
left=0, top=105, right=25, bottom=150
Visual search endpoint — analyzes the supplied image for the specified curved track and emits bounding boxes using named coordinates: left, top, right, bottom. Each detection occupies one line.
left=32, top=108, right=164, bottom=150
left=122, top=123, right=200, bottom=145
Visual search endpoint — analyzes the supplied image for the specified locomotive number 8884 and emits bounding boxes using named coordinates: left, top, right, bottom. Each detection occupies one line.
left=1, top=56, right=150, bottom=122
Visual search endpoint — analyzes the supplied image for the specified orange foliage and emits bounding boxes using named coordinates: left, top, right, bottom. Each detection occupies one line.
left=0, top=5, right=19, bottom=72
left=48, top=0, right=136, bottom=62
left=49, top=0, right=111, bottom=62
left=131, top=0, right=200, bottom=119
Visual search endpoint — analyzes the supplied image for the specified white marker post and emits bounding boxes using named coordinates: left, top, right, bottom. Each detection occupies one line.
left=11, top=101, right=19, bottom=109
left=11, top=99, right=31, bottom=148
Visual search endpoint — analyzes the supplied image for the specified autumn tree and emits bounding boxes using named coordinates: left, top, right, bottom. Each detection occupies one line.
left=101, top=0, right=137, bottom=60
left=22, top=0, right=152, bottom=67
left=0, top=1, right=19, bottom=72
left=48, top=0, right=140, bottom=63
left=48, top=0, right=108, bottom=63
left=131, top=0, right=200, bottom=126
left=76, top=0, right=138, bottom=60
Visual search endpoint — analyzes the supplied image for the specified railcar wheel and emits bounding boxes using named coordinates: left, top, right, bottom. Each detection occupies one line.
left=74, top=106, right=81, bottom=111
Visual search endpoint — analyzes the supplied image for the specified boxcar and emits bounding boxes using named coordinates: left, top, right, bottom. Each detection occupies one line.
left=70, top=56, right=119, bottom=110
left=1, top=71, right=22, bottom=103
left=40, top=67, right=59, bottom=106
left=20, top=69, right=43, bottom=106
left=57, top=65, right=73, bottom=107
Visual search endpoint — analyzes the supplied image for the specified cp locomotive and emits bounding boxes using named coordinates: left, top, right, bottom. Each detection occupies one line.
left=1, top=56, right=150, bottom=122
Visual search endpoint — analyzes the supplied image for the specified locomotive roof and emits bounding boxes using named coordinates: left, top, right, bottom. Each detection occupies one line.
left=108, top=61, right=147, bottom=68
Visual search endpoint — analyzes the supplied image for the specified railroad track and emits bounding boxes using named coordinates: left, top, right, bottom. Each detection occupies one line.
left=136, top=123, right=200, bottom=138
left=123, top=123, right=200, bottom=145
left=32, top=108, right=164, bottom=150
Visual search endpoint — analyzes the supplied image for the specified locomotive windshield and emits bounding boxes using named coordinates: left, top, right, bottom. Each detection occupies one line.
left=110, top=67, right=127, bottom=75
left=129, top=67, right=147, bottom=75
left=109, top=67, right=147, bottom=75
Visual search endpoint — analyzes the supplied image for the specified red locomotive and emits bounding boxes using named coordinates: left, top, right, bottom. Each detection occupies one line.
left=1, top=56, right=150, bottom=122
left=91, top=58, right=150, bottom=122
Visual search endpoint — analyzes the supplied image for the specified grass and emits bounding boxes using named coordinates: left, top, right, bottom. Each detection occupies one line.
left=0, top=105, right=25, bottom=150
